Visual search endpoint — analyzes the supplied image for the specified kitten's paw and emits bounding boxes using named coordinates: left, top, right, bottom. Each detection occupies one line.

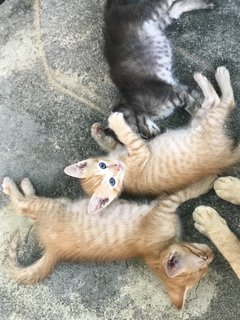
left=139, top=118, right=160, bottom=139
left=108, top=112, right=126, bottom=131
left=215, top=66, right=230, bottom=84
left=91, top=122, right=105, bottom=139
left=2, top=177, right=14, bottom=196
left=193, top=206, right=227, bottom=236
left=20, top=178, right=35, bottom=196
left=214, top=176, right=240, bottom=204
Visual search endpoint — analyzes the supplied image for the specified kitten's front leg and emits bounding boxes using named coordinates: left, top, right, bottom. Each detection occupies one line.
left=91, top=122, right=119, bottom=152
left=193, top=206, right=240, bottom=278
left=108, top=112, right=150, bottom=158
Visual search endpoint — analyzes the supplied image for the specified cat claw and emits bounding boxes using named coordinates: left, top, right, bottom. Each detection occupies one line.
left=146, top=119, right=160, bottom=134
left=140, top=119, right=160, bottom=139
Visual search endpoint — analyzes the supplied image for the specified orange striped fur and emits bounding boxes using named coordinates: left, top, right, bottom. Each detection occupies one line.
left=193, top=176, right=240, bottom=278
left=2, top=176, right=215, bottom=309
left=65, top=67, right=240, bottom=213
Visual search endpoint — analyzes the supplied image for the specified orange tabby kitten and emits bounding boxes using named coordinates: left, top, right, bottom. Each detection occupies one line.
left=65, top=67, right=240, bottom=214
left=193, top=176, right=240, bottom=278
left=2, top=176, right=215, bottom=309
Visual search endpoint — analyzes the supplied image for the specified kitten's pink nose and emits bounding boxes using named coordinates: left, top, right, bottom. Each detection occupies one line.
left=114, top=162, right=124, bottom=172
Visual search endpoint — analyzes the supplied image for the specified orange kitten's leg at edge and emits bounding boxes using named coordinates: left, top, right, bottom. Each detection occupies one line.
left=214, top=176, right=240, bottom=205
left=193, top=206, right=240, bottom=278
left=108, top=112, right=150, bottom=160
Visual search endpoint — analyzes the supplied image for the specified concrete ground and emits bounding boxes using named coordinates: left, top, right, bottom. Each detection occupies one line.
left=0, top=0, right=240, bottom=319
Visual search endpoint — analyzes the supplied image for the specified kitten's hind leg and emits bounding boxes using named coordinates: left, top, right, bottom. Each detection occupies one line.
left=194, top=72, right=220, bottom=107
left=20, top=178, right=36, bottom=196
left=215, top=66, right=235, bottom=108
left=190, top=72, right=220, bottom=127
left=169, top=0, right=213, bottom=20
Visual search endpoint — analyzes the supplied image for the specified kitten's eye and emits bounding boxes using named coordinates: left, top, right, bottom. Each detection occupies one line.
left=99, top=162, right=106, bottom=169
left=109, top=177, right=116, bottom=186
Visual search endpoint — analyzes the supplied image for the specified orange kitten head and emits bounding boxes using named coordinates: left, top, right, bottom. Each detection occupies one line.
left=64, top=157, right=125, bottom=214
left=146, top=242, right=213, bottom=310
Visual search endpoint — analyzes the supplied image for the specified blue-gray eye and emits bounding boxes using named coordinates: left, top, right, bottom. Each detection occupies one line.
left=109, top=177, right=116, bottom=186
left=99, top=162, right=106, bottom=169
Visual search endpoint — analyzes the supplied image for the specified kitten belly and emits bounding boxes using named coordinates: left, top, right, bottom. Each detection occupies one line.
left=138, top=20, right=175, bottom=85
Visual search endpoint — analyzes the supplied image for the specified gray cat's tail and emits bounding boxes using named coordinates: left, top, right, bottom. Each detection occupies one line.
left=7, top=232, right=57, bottom=284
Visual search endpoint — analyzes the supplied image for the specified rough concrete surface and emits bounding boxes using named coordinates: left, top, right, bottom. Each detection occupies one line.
left=0, top=0, right=240, bottom=319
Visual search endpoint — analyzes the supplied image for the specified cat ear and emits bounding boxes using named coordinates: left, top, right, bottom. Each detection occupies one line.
left=165, top=252, right=183, bottom=278
left=64, top=161, right=87, bottom=178
left=87, top=194, right=111, bottom=214
left=165, top=286, right=187, bottom=310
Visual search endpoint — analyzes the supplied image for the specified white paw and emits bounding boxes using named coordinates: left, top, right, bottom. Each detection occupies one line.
left=20, top=178, right=35, bottom=196
left=193, top=206, right=226, bottom=236
left=145, top=118, right=160, bottom=136
left=215, top=66, right=230, bottom=83
left=2, top=177, right=13, bottom=196
left=108, top=112, right=125, bottom=131
left=214, top=176, right=240, bottom=204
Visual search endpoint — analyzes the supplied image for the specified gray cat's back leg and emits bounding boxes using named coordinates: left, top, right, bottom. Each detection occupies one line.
left=168, top=0, right=213, bottom=20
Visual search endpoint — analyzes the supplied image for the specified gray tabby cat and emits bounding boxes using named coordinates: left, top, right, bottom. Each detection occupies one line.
left=103, top=0, right=213, bottom=139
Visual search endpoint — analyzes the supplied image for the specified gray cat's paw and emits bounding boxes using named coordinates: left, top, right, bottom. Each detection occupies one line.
left=138, top=116, right=160, bottom=139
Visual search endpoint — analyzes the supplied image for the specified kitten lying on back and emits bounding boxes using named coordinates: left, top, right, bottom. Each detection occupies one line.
left=2, top=176, right=214, bottom=310
left=65, top=67, right=240, bottom=214
left=193, top=176, right=240, bottom=278
left=103, top=0, right=213, bottom=139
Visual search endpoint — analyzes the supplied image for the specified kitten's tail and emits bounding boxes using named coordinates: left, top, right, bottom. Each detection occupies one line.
left=7, top=232, right=57, bottom=284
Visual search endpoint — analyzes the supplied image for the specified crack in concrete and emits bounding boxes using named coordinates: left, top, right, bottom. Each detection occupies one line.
left=33, top=0, right=107, bottom=115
